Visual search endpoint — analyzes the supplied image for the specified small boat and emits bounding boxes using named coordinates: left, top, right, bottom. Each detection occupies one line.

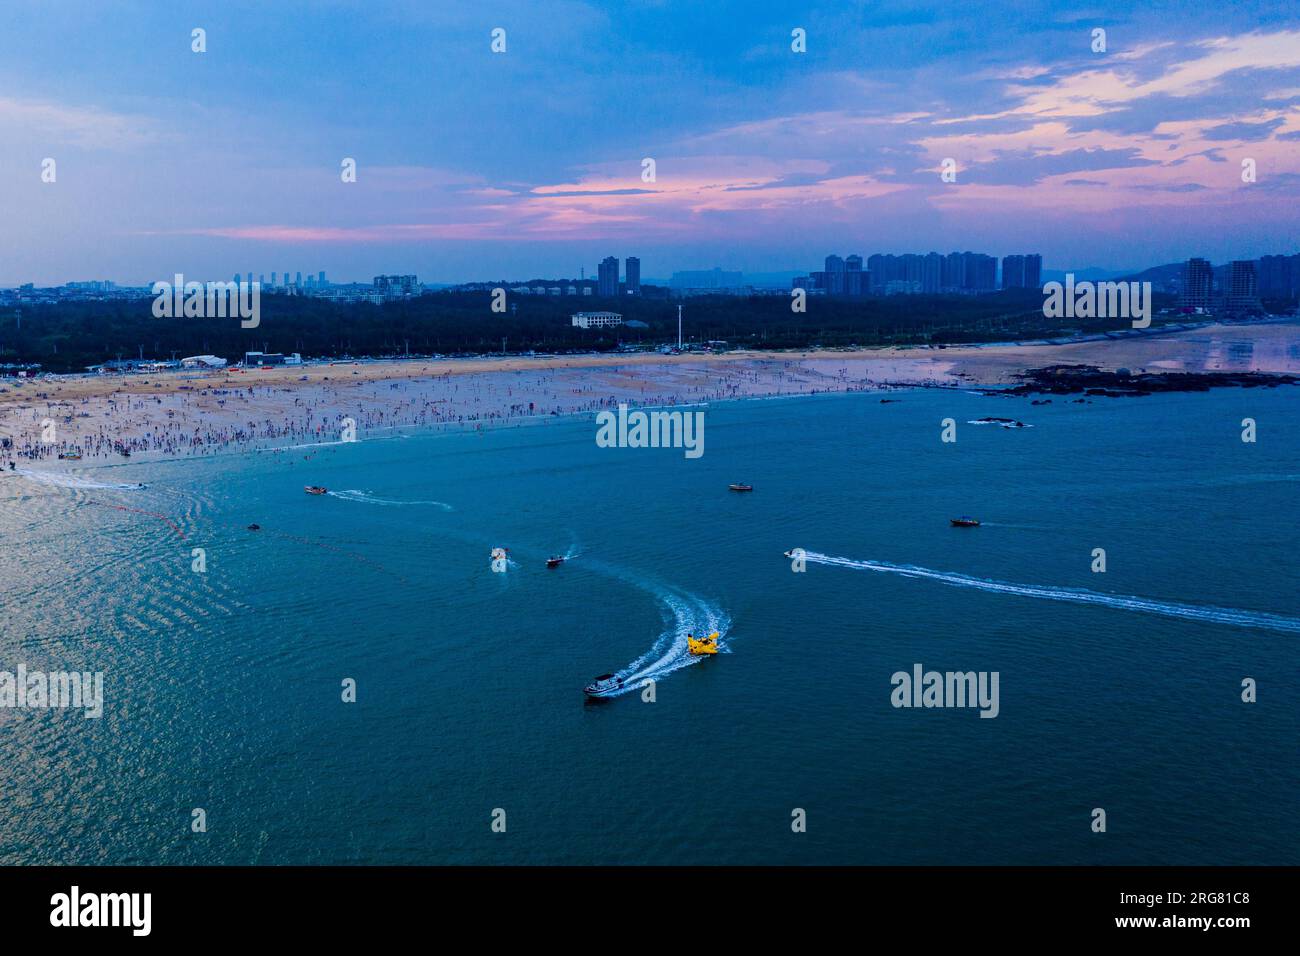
left=687, top=631, right=720, bottom=655
left=950, top=516, right=980, bottom=527
left=584, top=673, right=624, bottom=698
left=247, top=523, right=261, bottom=531
left=304, top=486, right=328, bottom=495
left=58, top=452, right=82, bottom=460
left=729, top=483, right=754, bottom=492
left=546, top=556, right=565, bottom=568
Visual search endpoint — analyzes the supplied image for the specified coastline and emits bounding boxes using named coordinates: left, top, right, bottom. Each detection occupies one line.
left=2, top=320, right=1297, bottom=468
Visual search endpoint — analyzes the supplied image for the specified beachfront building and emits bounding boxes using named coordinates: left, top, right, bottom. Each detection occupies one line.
left=243, top=351, right=302, bottom=367
left=181, top=355, right=228, bottom=369
left=1223, top=260, right=1262, bottom=313
left=571, top=311, right=624, bottom=329
left=1180, top=258, right=1214, bottom=311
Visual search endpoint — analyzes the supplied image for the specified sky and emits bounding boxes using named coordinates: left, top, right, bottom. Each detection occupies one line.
left=1, top=0, right=1297, bottom=285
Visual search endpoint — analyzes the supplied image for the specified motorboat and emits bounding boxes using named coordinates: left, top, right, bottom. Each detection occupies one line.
left=304, top=486, right=328, bottom=495
left=546, top=556, right=565, bottom=568
left=729, top=483, right=753, bottom=492
left=950, top=516, right=980, bottom=527
left=687, top=631, right=720, bottom=655
left=584, top=673, right=624, bottom=698
left=58, top=452, right=82, bottom=460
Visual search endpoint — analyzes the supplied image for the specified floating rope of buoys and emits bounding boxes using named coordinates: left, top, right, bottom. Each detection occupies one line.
left=88, top=500, right=186, bottom=538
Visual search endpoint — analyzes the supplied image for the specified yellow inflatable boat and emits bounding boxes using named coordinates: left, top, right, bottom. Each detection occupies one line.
left=687, top=632, right=720, bottom=655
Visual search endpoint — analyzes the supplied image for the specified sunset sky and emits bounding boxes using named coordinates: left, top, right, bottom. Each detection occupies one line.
left=2, top=0, right=1297, bottom=284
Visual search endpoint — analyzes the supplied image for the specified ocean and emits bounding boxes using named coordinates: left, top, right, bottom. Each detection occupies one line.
left=1, top=385, right=1297, bottom=865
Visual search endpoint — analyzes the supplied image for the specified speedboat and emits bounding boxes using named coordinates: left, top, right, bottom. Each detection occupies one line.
left=546, top=556, right=565, bottom=568
left=304, top=486, right=328, bottom=495
left=584, top=673, right=624, bottom=698
left=687, top=632, right=720, bottom=655
left=950, top=516, right=980, bottom=527
left=247, top=523, right=261, bottom=531
left=729, top=483, right=753, bottom=492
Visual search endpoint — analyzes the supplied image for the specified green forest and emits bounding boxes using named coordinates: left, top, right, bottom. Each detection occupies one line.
left=0, top=289, right=1179, bottom=373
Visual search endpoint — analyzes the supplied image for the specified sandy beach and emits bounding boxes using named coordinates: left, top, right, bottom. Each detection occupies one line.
left=2, top=320, right=1296, bottom=466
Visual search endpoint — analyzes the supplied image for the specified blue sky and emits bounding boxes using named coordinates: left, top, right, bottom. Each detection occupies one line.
left=1, top=0, right=1297, bottom=284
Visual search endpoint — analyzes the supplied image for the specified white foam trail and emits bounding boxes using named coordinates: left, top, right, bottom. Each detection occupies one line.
left=15, top=469, right=145, bottom=491
left=803, top=551, right=1300, bottom=634
left=327, top=489, right=453, bottom=510
left=595, top=577, right=732, bottom=697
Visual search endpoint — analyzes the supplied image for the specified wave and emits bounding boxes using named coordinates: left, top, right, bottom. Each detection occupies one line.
left=326, top=489, right=453, bottom=510
left=14, top=469, right=145, bottom=490
left=801, top=551, right=1300, bottom=634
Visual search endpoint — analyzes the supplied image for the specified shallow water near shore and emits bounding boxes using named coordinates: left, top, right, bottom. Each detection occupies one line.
left=1, top=385, right=1297, bottom=864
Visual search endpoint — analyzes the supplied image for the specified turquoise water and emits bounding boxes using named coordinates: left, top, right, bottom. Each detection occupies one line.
left=1, top=386, right=1297, bottom=864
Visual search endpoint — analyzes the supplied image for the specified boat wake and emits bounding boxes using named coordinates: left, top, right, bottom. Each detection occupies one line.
left=594, top=576, right=732, bottom=697
left=327, top=489, right=453, bottom=510
left=14, top=469, right=145, bottom=491
left=802, top=551, right=1300, bottom=634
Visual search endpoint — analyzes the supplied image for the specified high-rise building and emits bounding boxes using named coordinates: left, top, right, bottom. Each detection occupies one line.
left=1224, top=260, right=1261, bottom=312
left=1024, top=254, right=1042, bottom=289
left=902, top=254, right=923, bottom=287
left=319, top=271, right=327, bottom=286
left=922, top=252, right=942, bottom=293
left=598, top=256, right=619, bottom=297
left=373, top=275, right=422, bottom=297
left=1002, top=254, right=1043, bottom=289
left=824, top=255, right=846, bottom=295
left=962, top=253, right=996, bottom=291
left=867, top=254, right=892, bottom=293
left=1002, top=255, right=1025, bottom=289
left=845, top=255, right=863, bottom=296
left=624, top=257, right=640, bottom=295
left=942, top=252, right=964, bottom=291
left=1258, top=254, right=1299, bottom=300
left=1181, top=258, right=1213, bottom=311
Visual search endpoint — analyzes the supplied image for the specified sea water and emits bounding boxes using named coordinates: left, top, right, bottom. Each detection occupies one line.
left=0, top=385, right=1296, bottom=864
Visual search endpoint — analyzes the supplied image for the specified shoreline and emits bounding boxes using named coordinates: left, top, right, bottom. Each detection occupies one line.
left=2, top=320, right=1297, bottom=469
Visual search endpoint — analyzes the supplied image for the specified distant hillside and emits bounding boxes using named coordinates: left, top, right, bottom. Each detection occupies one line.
left=1118, top=261, right=1231, bottom=291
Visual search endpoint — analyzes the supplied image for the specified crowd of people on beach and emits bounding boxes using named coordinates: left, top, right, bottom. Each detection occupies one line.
left=0, top=359, right=886, bottom=469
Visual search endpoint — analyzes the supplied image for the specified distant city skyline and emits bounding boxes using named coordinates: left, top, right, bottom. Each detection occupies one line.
left=1, top=1, right=1296, bottom=285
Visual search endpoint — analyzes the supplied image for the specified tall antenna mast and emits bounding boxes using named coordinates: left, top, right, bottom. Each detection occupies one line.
left=677, top=304, right=682, bottom=349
